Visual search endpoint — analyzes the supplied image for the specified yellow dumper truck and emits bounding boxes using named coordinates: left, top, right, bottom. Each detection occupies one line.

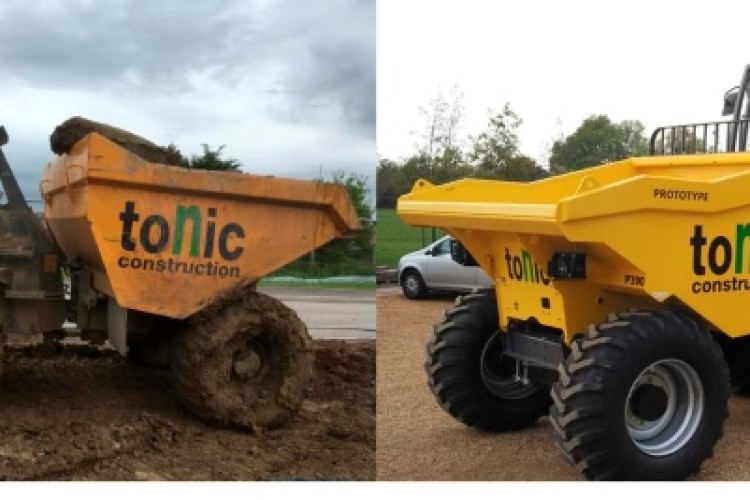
left=398, top=65, right=750, bottom=480
left=0, top=123, right=361, bottom=431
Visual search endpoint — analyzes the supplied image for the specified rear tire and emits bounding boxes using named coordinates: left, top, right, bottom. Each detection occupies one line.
left=550, top=310, right=730, bottom=480
left=426, top=290, right=551, bottom=432
left=172, top=288, right=313, bottom=430
left=400, top=269, right=428, bottom=299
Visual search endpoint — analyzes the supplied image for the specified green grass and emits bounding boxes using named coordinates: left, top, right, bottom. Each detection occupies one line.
left=376, top=208, right=444, bottom=267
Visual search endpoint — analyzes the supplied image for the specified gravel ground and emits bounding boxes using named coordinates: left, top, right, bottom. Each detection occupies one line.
left=376, top=291, right=750, bottom=481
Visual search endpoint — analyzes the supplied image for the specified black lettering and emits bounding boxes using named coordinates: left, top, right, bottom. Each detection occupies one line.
left=118, top=256, right=129, bottom=268
left=143, top=259, right=154, bottom=271
left=703, top=281, right=711, bottom=293
left=690, top=225, right=707, bottom=275
left=229, top=267, right=240, bottom=278
left=195, top=264, right=205, bottom=275
left=131, top=257, right=142, bottom=269
left=218, top=266, right=229, bottom=278
left=692, top=281, right=700, bottom=293
left=140, top=215, right=169, bottom=254
left=708, top=236, right=732, bottom=275
left=218, top=223, right=245, bottom=260
left=156, top=260, right=166, bottom=272
left=119, top=201, right=139, bottom=251
left=512, top=256, right=523, bottom=280
left=504, top=248, right=513, bottom=277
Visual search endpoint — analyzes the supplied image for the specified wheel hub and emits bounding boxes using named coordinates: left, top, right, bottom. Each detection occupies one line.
left=232, top=349, right=262, bottom=380
left=625, top=359, right=704, bottom=457
left=630, top=382, right=668, bottom=421
left=404, top=276, right=419, bottom=292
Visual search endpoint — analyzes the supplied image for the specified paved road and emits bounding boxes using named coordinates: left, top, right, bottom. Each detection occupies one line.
left=260, top=286, right=375, bottom=341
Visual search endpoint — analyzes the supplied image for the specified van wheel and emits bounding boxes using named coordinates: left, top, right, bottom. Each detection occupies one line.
left=401, top=269, right=428, bottom=299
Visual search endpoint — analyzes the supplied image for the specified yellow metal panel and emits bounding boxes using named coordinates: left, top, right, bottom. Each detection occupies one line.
left=398, top=152, right=750, bottom=341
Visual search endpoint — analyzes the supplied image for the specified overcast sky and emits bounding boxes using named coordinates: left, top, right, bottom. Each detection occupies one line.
left=0, top=0, right=374, bottom=207
left=378, top=0, right=750, bottom=164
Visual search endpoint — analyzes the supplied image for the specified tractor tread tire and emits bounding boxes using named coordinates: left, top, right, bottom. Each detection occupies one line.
left=426, top=290, right=550, bottom=432
left=550, top=310, right=730, bottom=480
left=172, top=286, right=313, bottom=431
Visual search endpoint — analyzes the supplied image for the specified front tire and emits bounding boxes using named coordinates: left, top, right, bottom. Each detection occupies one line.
left=550, top=310, right=730, bottom=480
left=426, top=290, right=551, bottom=432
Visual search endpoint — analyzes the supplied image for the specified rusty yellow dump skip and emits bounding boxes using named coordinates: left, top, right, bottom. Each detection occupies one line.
left=41, top=133, right=361, bottom=319
left=399, top=153, right=750, bottom=340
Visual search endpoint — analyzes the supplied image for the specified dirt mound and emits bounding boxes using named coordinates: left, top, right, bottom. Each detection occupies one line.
left=49, top=117, right=183, bottom=165
left=0, top=339, right=374, bottom=480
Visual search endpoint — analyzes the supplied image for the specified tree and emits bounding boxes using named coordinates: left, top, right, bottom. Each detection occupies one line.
left=415, top=85, right=465, bottom=168
left=469, top=104, right=547, bottom=181
left=179, top=144, right=241, bottom=171
left=549, top=115, right=648, bottom=174
left=376, top=158, right=402, bottom=208
left=311, top=171, right=374, bottom=271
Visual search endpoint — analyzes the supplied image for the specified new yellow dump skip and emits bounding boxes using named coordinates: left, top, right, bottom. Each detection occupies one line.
left=399, top=153, right=750, bottom=339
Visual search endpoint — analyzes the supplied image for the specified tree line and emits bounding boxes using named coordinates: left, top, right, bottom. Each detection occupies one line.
left=377, top=88, right=652, bottom=208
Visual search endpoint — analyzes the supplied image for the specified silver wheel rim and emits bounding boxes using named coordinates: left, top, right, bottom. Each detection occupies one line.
left=404, top=274, right=420, bottom=294
left=625, top=359, right=704, bottom=456
left=480, top=334, right=537, bottom=400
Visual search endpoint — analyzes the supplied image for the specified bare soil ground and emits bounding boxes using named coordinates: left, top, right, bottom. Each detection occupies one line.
left=376, top=291, right=750, bottom=481
left=0, top=340, right=374, bottom=480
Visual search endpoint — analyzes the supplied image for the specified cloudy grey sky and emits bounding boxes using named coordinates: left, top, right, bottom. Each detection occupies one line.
left=379, top=0, right=750, bottom=164
left=0, top=0, right=374, bottom=207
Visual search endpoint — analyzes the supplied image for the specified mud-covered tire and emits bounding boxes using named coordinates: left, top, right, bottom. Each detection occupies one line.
left=426, top=290, right=551, bottom=432
left=550, top=310, right=730, bottom=480
left=401, top=269, right=428, bottom=300
left=172, top=289, right=313, bottom=430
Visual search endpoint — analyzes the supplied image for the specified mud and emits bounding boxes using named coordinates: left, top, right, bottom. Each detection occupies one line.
left=0, top=340, right=374, bottom=480
left=49, top=117, right=183, bottom=165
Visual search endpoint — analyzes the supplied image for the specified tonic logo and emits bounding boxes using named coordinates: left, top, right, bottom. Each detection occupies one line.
left=689, top=224, right=750, bottom=294
left=504, top=248, right=550, bottom=285
left=119, top=201, right=245, bottom=261
left=689, top=224, right=750, bottom=276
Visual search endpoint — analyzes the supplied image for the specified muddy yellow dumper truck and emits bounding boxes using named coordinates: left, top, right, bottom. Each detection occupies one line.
left=0, top=121, right=361, bottom=430
left=398, top=65, right=750, bottom=480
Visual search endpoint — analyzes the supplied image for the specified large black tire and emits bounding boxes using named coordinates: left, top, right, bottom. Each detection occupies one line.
left=426, top=290, right=551, bottom=432
left=400, top=269, right=428, bottom=300
left=550, top=310, right=730, bottom=480
left=172, top=288, right=313, bottom=431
